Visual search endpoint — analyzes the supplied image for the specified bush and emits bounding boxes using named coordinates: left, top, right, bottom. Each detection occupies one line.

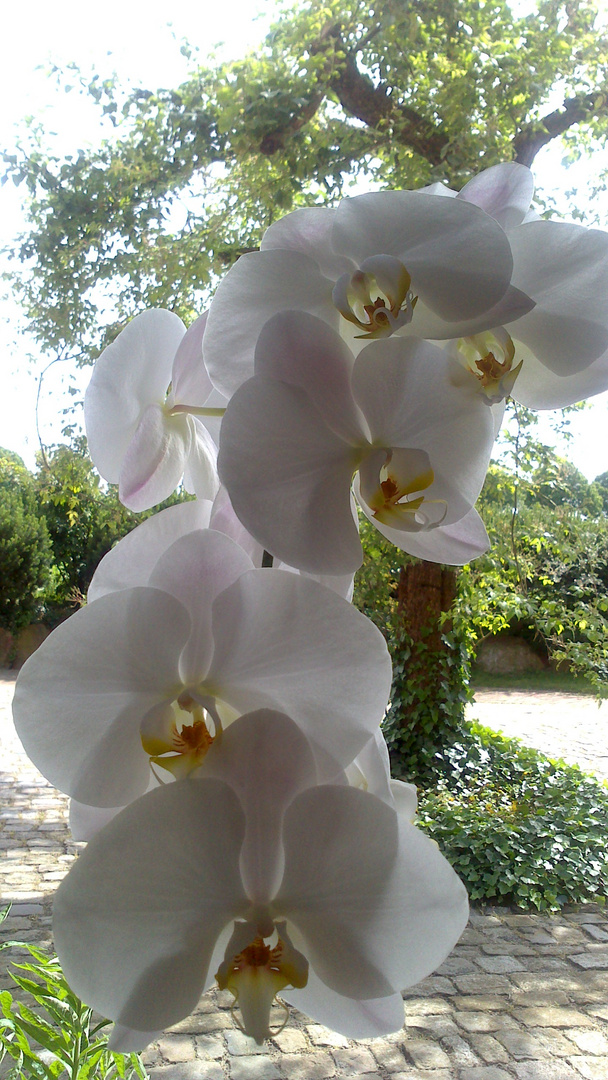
left=415, top=722, right=608, bottom=911
left=0, top=451, right=53, bottom=635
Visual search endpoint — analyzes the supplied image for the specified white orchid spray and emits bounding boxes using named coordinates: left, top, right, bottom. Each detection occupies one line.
left=21, top=160, right=608, bottom=1052
left=53, top=710, right=469, bottom=1051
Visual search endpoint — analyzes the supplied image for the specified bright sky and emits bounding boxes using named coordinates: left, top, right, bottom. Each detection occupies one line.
left=1, top=0, right=608, bottom=480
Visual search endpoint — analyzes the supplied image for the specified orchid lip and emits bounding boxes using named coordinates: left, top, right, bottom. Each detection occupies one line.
left=457, top=328, right=522, bottom=403
left=333, top=255, right=417, bottom=339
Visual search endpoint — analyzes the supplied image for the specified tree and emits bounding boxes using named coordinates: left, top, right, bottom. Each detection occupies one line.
left=3, top=0, right=608, bottom=363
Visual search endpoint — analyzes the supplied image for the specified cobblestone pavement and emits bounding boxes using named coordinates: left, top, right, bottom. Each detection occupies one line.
left=2, top=670, right=608, bottom=1080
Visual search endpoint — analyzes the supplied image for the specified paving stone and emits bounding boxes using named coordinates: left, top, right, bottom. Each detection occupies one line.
left=514, top=1007, right=595, bottom=1028
left=270, top=1027, right=308, bottom=1053
left=306, top=1025, right=349, bottom=1048
left=495, top=1028, right=550, bottom=1060
left=439, top=1032, right=481, bottom=1067
left=148, top=1065, right=224, bottom=1080
left=456, top=1012, right=504, bottom=1033
left=571, top=952, right=608, bottom=970
left=582, top=925, right=608, bottom=942
left=193, top=1034, right=224, bottom=1059
left=225, top=1030, right=267, bottom=1055
left=570, top=1057, right=608, bottom=1079
left=528, top=1027, right=578, bottom=1057
left=565, top=1027, right=608, bottom=1054
left=469, top=1034, right=510, bottom=1064
left=404, top=1035, right=451, bottom=1070
left=454, top=996, right=508, bottom=1012
left=513, top=1062, right=580, bottom=1079
left=156, top=1035, right=196, bottom=1062
left=404, top=997, right=453, bottom=1015
left=370, top=1042, right=408, bottom=1071
left=229, top=1055, right=280, bottom=1080
left=453, top=974, right=512, bottom=995
left=332, top=1047, right=377, bottom=1072
left=276, top=1052, right=336, bottom=1079
left=458, top=1068, right=512, bottom=1080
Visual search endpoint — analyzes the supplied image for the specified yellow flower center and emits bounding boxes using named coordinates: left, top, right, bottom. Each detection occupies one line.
left=457, top=329, right=522, bottom=403
left=366, top=449, right=447, bottom=530
left=216, top=925, right=309, bottom=1044
left=333, top=255, right=418, bottom=339
left=140, top=693, right=234, bottom=780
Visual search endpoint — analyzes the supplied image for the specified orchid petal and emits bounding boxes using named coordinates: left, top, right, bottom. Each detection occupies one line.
left=254, top=311, right=367, bottom=444
left=118, top=404, right=191, bottom=512
left=508, top=221, right=608, bottom=373
left=84, top=310, right=186, bottom=483
left=218, top=376, right=362, bottom=574
left=53, top=780, right=248, bottom=1034
left=13, top=587, right=191, bottom=806
left=88, top=501, right=214, bottom=602
left=208, top=570, right=392, bottom=774
left=332, top=191, right=514, bottom=323
left=196, top=709, right=318, bottom=902
left=149, top=529, right=254, bottom=686
left=513, top=344, right=608, bottom=409
left=277, top=785, right=469, bottom=998
left=203, top=250, right=338, bottom=398
left=69, top=772, right=161, bottom=841
left=285, top=969, right=405, bottom=1038
left=357, top=486, right=490, bottom=564
left=182, top=416, right=220, bottom=500
left=210, top=487, right=265, bottom=566
left=171, top=312, right=213, bottom=406
left=458, top=162, right=534, bottom=230
left=261, top=206, right=354, bottom=278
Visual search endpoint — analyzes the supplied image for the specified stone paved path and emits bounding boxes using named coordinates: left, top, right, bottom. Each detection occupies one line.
left=2, top=670, right=608, bottom=1080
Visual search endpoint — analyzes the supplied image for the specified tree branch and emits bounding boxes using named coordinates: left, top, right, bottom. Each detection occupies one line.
left=259, top=23, right=448, bottom=166
left=513, top=87, right=608, bottom=167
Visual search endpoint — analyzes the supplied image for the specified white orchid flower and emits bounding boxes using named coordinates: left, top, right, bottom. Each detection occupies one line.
left=217, top=311, right=496, bottom=575
left=426, top=162, right=608, bottom=408
left=13, top=528, right=391, bottom=808
left=203, top=188, right=532, bottom=399
left=53, top=709, right=468, bottom=1049
left=85, top=309, right=226, bottom=511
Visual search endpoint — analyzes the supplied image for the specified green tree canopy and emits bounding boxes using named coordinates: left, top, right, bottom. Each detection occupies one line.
left=4, top=0, right=608, bottom=363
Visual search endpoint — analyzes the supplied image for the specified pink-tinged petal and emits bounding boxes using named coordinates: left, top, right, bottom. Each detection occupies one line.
left=218, top=376, right=362, bottom=575
left=13, top=587, right=191, bottom=806
left=208, top=570, right=392, bottom=775
left=53, top=780, right=248, bottom=1033
left=458, top=162, right=535, bottom=230
left=210, top=487, right=265, bottom=566
left=261, top=205, right=354, bottom=278
left=203, top=250, right=338, bottom=398
left=85, top=310, right=186, bottom=482
left=508, top=221, right=608, bottom=373
left=196, top=710, right=318, bottom=902
left=119, top=404, right=191, bottom=512
left=254, top=311, right=368, bottom=444
left=285, top=968, right=405, bottom=1038
left=513, top=345, right=608, bottom=409
left=182, top=416, right=220, bottom=500
left=357, top=484, right=490, bottom=564
left=277, top=785, right=469, bottom=997
left=149, top=529, right=254, bottom=686
left=332, top=192, right=514, bottom=323
left=88, top=501, right=214, bottom=603
left=171, top=312, right=213, bottom=406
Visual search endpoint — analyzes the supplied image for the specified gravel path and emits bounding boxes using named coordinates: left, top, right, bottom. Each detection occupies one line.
left=2, top=672, right=608, bottom=1080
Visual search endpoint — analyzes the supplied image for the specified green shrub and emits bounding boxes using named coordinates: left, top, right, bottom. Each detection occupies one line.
left=0, top=464, right=53, bottom=635
left=0, top=910, right=147, bottom=1079
left=415, top=723, right=608, bottom=911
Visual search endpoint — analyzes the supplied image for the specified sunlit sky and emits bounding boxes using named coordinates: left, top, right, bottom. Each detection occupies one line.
left=1, top=0, right=608, bottom=479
